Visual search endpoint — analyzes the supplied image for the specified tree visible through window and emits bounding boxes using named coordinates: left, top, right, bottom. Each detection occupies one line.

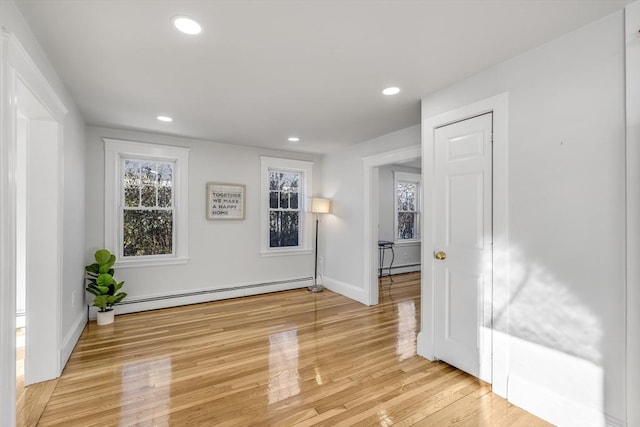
left=397, top=181, right=418, bottom=240
left=122, top=159, right=174, bottom=257
left=269, top=171, right=301, bottom=248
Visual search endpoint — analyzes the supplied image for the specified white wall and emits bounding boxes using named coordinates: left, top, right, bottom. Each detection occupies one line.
left=85, top=126, right=322, bottom=309
left=321, top=125, right=420, bottom=302
left=625, top=2, right=640, bottom=426
left=419, top=11, right=625, bottom=426
left=378, top=165, right=421, bottom=273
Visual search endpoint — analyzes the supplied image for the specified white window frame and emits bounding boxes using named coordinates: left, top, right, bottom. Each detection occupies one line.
left=394, top=171, right=421, bottom=244
left=260, top=156, right=313, bottom=256
left=104, top=138, right=190, bottom=268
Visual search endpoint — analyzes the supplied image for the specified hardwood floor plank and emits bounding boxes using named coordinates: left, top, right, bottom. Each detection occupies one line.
left=28, top=272, right=549, bottom=426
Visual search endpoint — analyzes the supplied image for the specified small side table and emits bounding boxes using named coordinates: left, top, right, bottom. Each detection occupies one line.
left=378, top=240, right=395, bottom=281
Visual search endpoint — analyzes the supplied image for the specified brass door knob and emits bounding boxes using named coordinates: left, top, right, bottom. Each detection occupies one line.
left=434, top=251, right=447, bottom=260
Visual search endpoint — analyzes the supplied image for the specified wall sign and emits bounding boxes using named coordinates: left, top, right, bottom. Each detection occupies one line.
left=206, top=183, right=245, bottom=220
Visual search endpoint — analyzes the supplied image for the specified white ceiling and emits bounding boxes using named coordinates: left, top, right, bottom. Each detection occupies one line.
left=17, top=0, right=631, bottom=154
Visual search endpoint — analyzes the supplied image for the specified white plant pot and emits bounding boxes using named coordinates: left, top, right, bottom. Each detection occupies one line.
left=96, top=310, right=115, bottom=325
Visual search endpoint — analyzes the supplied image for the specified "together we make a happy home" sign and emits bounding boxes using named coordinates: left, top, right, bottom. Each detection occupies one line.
left=206, top=183, right=245, bottom=220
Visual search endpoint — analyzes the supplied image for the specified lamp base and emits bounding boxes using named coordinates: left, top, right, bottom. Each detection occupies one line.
left=308, top=284, right=324, bottom=293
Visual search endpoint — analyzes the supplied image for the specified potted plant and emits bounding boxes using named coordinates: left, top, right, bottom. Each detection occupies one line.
left=85, top=249, right=127, bottom=325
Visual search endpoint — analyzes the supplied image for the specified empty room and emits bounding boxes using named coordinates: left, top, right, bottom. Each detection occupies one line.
left=1, top=1, right=639, bottom=426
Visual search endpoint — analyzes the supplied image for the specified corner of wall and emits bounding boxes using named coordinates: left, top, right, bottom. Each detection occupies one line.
left=323, top=277, right=369, bottom=305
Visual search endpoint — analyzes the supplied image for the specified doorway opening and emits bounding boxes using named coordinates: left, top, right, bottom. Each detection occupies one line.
left=14, top=78, right=63, bottom=412
left=377, top=160, right=422, bottom=282
left=1, top=31, right=67, bottom=427
left=363, top=145, right=422, bottom=306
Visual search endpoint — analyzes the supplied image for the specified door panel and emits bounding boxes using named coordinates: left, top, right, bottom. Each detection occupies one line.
left=445, top=270, right=479, bottom=345
left=434, top=113, right=492, bottom=382
left=447, top=172, right=484, bottom=249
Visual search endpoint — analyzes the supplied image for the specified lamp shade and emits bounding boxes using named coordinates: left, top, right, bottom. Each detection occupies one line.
left=311, top=197, right=331, bottom=214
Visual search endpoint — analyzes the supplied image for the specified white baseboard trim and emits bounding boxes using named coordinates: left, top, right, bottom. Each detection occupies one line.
left=60, top=309, right=87, bottom=372
left=323, top=277, right=368, bottom=305
left=605, top=415, right=626, bottom=427
left=89, top=277, right=313, bottom=319
left=381, top=263, right=421, bottom=276
left=416, top=331, right=430, bottom=359
left=508, top=375, right=620, bottom=427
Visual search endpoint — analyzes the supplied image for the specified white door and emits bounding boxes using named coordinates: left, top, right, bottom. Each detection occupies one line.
left=433, top=113, right=492, bottom=382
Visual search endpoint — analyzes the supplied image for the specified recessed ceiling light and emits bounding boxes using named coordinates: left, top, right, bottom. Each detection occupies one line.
left=173, top=16, right=202, bottom=35
left=288, top=137, right=300, bottom=143
left=382, top=86, right=401, bottom=96
left=157, top=115, right=173, bottom=122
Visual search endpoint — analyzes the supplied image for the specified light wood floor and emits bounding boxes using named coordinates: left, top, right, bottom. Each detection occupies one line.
left=23, top=273, right=550, bottom=426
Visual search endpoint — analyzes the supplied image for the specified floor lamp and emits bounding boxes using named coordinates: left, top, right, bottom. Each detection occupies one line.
left=309, top=197, right=331, bottom=292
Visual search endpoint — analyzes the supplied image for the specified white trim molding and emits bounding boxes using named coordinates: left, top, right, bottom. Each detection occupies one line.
left=89, top=277, right=313, bottom=317
left=419, top=92, right=509, bottom=397
left=103, top=138, right=190, bottom=268
left=323, top=276, right=368, bottom=305
left=260, top=156, right=314, bottom=255
left=0, top=30, right=19, bottom=427
left=1, top=29, right=68, bottom=427
left=61, top=309, right=87, bottom=370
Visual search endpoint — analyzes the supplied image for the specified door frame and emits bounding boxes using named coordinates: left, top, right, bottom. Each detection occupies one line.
left=417, top=92, right=509, bottom=396
left=363, top=145, right=422, bottom=306
left=0, top=30, right=67, bottom=427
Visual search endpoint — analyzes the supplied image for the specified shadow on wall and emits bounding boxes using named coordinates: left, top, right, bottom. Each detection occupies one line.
left=493, top=247, right=601, bottom=363
left=489, top=245, right=616, bottom=424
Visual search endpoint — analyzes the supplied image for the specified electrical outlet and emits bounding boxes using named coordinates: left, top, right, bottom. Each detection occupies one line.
left=71, top=291, right=78, bottom=308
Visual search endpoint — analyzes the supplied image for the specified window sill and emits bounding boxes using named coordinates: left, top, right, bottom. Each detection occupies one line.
left=260, top=248, right=313, bottom=257
left=394, top=240, right=421, bottom=247
left=116, top=256, right=190, bottom=269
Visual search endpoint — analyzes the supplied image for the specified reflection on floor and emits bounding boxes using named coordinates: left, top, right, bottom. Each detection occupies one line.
left=30, top=272, right=549, bottom=426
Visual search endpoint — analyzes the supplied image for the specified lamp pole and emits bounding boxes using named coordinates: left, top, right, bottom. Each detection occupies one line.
left=309, top=213, right=323, bottom=292
left=314, top=214, right=319, bottom=284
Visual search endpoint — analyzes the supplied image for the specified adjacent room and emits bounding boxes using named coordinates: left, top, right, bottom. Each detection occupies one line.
left=1, top=1, right=639, bottom=426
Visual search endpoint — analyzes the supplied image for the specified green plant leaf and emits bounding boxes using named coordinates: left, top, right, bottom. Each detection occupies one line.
left=99, top=255, right=116, bottom=273
left=94, top=249, right=111, bottom=265
left=114, top=281, right=125, bottom=291
left=88, top=284, right=109, bottom=294
left=105, top=292, right=127, bottom=307
left=96, top=273, right=116, bottom=287
left=86, top=284, right=106, bottom=295
left=85, top=263, right=100, bottom=274
left=92, top=295, right=108, bottom=310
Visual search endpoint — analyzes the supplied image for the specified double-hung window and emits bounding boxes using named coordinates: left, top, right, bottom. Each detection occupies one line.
left=260, top=157, right=313, bottom=254
left=269, top=171, right=302, bottom=248
left=394, top=171, right=421, bottom=242
left=122, top=159, right=174, bottom=257
left=104, top=138, right=189, bottom=267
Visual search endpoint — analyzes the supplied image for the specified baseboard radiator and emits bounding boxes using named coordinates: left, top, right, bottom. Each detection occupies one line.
left=86, top=276, right=314, bottom=318
left=118, top=276, right=313, bottom=306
